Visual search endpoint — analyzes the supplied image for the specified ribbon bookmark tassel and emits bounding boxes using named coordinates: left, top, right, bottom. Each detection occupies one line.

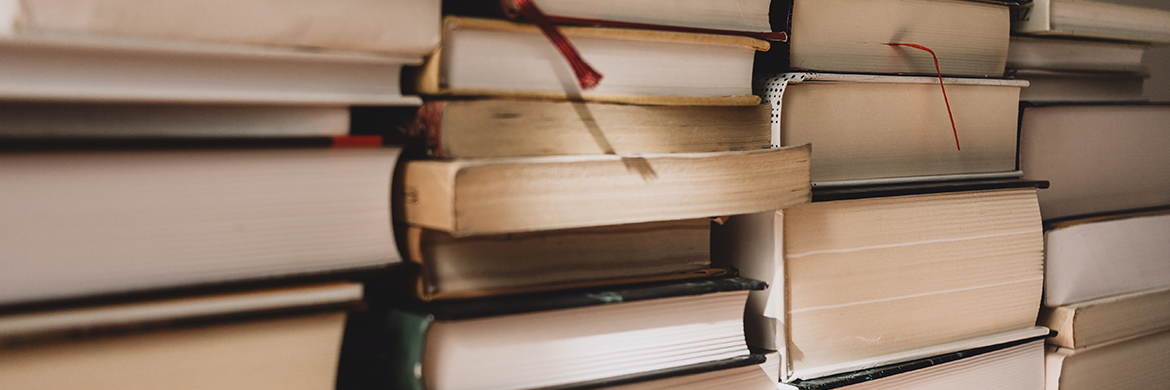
left=506, top=0, right=604, bottom=90
left=887, top=42, right=961, bottom=151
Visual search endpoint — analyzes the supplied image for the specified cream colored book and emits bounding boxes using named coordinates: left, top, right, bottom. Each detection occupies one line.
left=771, top=0, right=1011, bottom=77
left=407, top=219, right=722, bottom=300
left=410, top=99, right=771, bottom=158
left=756, top=73, right=1026, bottom=185
left=1013, top=0, right=1170, bottom=43
left=399, top=146, right=811, bottom=236
left=1041, top=286, right=1170, bottom=350
left=0, top=283, right=361, bottom=390
left=1046, top=329, right=1170, bottom=390
left=715, top=184, right=1046, bottom=381
left=412, top=16, right=768, bottom=106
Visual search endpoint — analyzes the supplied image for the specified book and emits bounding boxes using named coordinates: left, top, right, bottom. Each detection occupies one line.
left=409, top=99, right=771, bottom=158
left=339, top=277, right=766, bottom=390
left=762, top=0, right=1013, bottom=77
left=1012, top=0, right=1170, bottom=43
left=777, top=337, right=1046, bottom=390
left=406, top=218, right=722, bottom=301
left=0, top=103, right=350, bottom=138
left=1041, top=285, right=1170, bottom=350
left=0, top=140, right=402, bottom=307
left=0, top=36, right=427, bottom=105
left=1006, top=37, right=1149, bottom=102
left=1018, top=104, right=1170, bottom=220
left=444, top=0, right=773, bottom=34
left=1011, top=69, right=1146, bottom=102
left=1007, top=37, right=1149, bottom=74
left=0, top=282, right=362, bottom=390
left=398, top=145, right=811, bottom=236
left=714, top=181, right=1047, bottom=381
left=1043, top=209, right=1170, bottom=306
left=1046, top=328, right=1170, bottom=390
left=755, top=73, right=1026, bottom=185
left=411, top=16, right=769, bottom=106
left=0, top=0, right=441, bottom=55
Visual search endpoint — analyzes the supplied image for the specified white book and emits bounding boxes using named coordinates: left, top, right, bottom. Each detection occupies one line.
left=1044, top=210, right=1170, bottom=306
left=0, top=0, right=440, bottom=104
left=0, top=146, right=402, bottom=306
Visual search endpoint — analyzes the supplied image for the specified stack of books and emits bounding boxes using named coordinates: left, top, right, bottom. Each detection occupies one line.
left=1014, top=2, right=1170, bottom=389
left=0, top=0, right=441, bottom=387
left=338, top=1, right=812, bottom=389
left=720, top=0, right=1053, bottom=388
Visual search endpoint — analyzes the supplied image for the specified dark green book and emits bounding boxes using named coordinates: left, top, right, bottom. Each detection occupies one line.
left=339, top=276, right=766, bottom=390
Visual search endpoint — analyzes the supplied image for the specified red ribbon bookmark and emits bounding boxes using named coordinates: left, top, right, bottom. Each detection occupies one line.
left=887, top=43, right=961, bottom=151
left=505, top=0, right=603, bottom=90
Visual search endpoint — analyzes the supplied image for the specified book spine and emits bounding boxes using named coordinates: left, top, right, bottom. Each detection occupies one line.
left=386, top=310, right=434, bottom=390
left=408, top=101, right=448, bottom=158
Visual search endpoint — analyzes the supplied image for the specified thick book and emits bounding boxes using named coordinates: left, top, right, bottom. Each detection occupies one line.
left=1019, top=104, right=1170, bottom=220
left=398, top=145, right=811, bottom=236
left=411, top=16, right=769, bottom=106
left=0, top=0, right=440, bottom=55
left=444, top=0, right=773, bottom=34
left=756, top=73, right=1026, bottom=185
left=1013, top=0, right=1170, bottom=43
left=762, top=0, right=1012, bottom=77
left=409, top=99, right=771, bottom=158
left=1043, top=209, right=1170, bottom=306
left=339, top=277, right=766, bottom=390
left=406, top=218, right=722, bottom=300
left=0, top=282, right=361, bottom=390
left=1046, top=328, right=1170, bottom=390
left=0, top=140, right=402, bottom=307
left=777, top=337, right=1046, bottom=390
left=1041, top=285, right=1170, bottom=350
left=714, top=180, right=1047, bottom=381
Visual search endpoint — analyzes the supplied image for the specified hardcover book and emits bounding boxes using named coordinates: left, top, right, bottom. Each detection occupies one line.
left=1043, top=209, right=1170, bottom=306
left=1041, top=285, right=1170, bottom=350
left=714, top=180, right=1048, bottom=381
left=762, top=0, right=1013, bottom=77
left=405, top=218, right=722, bottom=300
left=1019, top=103, right=1170, bottom=220
left=0, top=282, right=362, bottom=390
left=1013, top=0, right=1170, bottom=43
left=411, top=17, right=769, bottom=106
left=1046, top=328, right=1170, bottom=390
left=339, top=277, right=766, bottom=390
left=0, top=139, right=402, bottom=307
left=756, top=73, right=1026, bottom=185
